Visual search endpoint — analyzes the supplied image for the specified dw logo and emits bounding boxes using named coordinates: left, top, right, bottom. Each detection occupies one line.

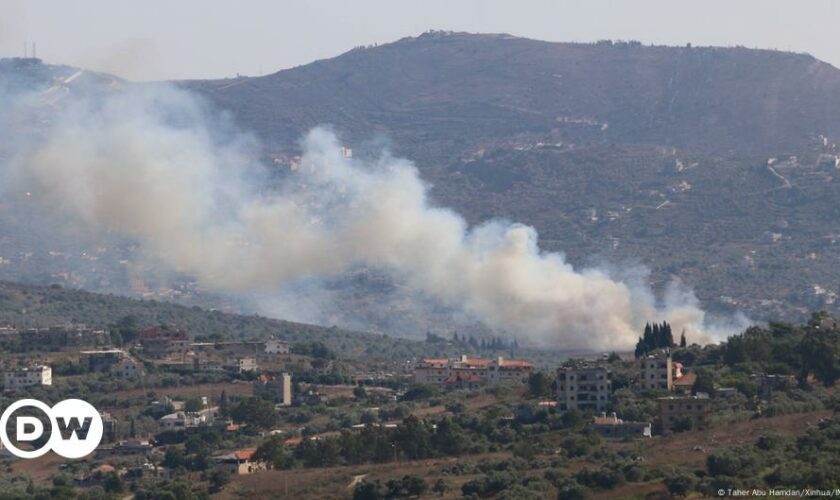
left=0, top=399, right=103, bottom=459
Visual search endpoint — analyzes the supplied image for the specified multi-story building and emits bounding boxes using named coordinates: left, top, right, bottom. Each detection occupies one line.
left=413, top=355, right=533, bottom=388
left=556, top=364, right=612, bottom=413
left=139, top=327, right=189, bottom=359
left=3, top=365, right=52, bottom=392
left=264, top=339, right=290, bottom=354
left=638, top=350, right=673, bottom=391
left=488, top=358, right=534, bottom=384
left=658, top=395, right=711, bottom=432
left=253, top=373, right=292, bottom=406
left=413, top=358, right=450, bottom=385
left=81, top=349, right=129, bottom=372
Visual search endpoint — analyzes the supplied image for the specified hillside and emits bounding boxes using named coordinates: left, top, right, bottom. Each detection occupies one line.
left=185, top=32, right=840, bottom=322
left=187, top=32, right=840, bottom=157
left=3, top=33, right=840, bottom=331
left=0, top=280, right=426, bottom=360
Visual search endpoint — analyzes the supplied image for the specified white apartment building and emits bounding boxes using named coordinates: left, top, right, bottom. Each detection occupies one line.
left=3, top=365, right=52, bottom=392
left=638, top=350, right=673, bottom=391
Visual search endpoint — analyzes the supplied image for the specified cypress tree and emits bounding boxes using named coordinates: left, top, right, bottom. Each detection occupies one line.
left=664, top=322, right=675, bottom=347
left=643, top=323, right=653, bottom=352
left=634, top=337, right=645, bottom=358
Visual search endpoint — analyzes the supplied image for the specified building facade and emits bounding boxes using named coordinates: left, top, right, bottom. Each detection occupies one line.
left=658, top=395, right=711, bottom=432
left=556, top=365, right=612, bottom=413
left=3, top=365, right=52, bottom=392
left=413, top=355, right=533, bottom=388
left=264, top=339, right=290, bottom=354
left=638, top=350, right=673, bottom=391
left=139, top=327, right=189, bottom=359
left=226, top=357, right=258, bottom=373
left=110, top=357, right=144, bottom=378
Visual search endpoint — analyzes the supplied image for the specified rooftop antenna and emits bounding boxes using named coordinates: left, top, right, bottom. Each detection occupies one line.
left=24, top=39, right=27, bottom=58
left=32, top=42, right=36, bottom=59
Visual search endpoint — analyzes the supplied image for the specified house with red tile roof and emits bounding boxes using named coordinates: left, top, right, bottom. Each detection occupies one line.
left=212, top=448, right=266, bottom=475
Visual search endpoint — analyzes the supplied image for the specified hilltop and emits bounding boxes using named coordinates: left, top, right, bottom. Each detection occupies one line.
left=3, top=33, right=840, bottom=329
left=187, top=32, right=840, bottom=156
left=186, top=32, right=840, bottom=323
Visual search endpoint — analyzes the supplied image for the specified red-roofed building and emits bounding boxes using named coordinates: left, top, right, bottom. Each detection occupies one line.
left=213, top=448, right=266, bottom=475
left=413, top=358, right=450, bottom=385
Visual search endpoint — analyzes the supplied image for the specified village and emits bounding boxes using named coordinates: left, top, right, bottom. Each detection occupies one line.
left=0, top=315, right=827, bottom=498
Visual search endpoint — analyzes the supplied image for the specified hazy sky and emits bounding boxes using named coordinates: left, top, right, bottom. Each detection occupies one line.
left=2, top=0, right=839, bottom=81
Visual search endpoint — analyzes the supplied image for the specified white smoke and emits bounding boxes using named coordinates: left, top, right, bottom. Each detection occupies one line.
left=3, top=82, right=747, bottom=350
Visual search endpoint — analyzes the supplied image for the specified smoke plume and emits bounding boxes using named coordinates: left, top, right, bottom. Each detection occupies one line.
left=1, top=79, right=746, bottom=350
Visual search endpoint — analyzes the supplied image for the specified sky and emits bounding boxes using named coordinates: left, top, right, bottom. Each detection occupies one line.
left=2, top=0, right=839, bottom=81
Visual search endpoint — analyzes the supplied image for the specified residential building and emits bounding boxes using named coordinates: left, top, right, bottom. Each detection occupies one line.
left=148, top=397, right=186, bottom=417
left=101, top=412, right=118, bottom=443
left=413, top=358, right=450, bottom=385
left=253, top=373, right=292, bottom=405
left=556, top=364, right=612, bottom=413
left=158, top=407, right=218, bottom=432
left=413, top=355, right=533, bottom=388
left=80, top=349, right=127, bottom=372
left=658, top=395, right=711, bottom=432
left=138, top=327, right=189, bottom=359
left=213, top=449, right=266, bottom=475
left=591, top=412, right=652, bottom=439
left=110, top=357, right=144, bottom=378
left=3, top=365, right=52, bottom=392
left=264, top=339, right=290, bottom=354
left=443, top=372, right=482, bottom=390
left=226, top=357, right=258, bottom=373
left=488, top=357, right=534, bottom=384
left=638, top=350, right=673, bottom=391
